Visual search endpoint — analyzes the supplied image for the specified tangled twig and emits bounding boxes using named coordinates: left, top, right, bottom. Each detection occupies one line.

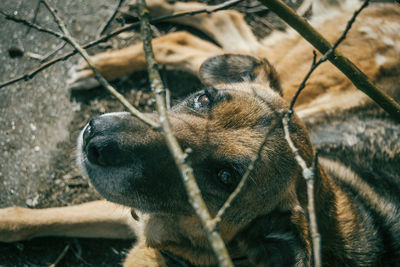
left=40, top=0, right=159, bottom=129
left=98, top=0, right=125, bottom=37
left=289, top=0, right=370, bottom=112
left=259, top=0, right=400, bottom=122
left=282, top=2, right=371, bottom=266
left=0, top=0, right=244, bottom=89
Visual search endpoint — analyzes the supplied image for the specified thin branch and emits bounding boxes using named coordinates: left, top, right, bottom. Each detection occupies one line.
left=49, top=244, right=70, bottom=267
left=282, top=114, right=321, bottom=267
left=0, top=9, right=64, bottom=39
left=283, top=2, right=371, bottom=265
left=0, top=0, right=244, bottom=90
left=259, top=0, right=400, bottom=122
left=211, top=111, right=284, bottom=228
left=289, top=51, right=318, bottom=113
left=137, top=1, right=233, bottom=266
left=98, top=0, right=125, bottom=37
left=40, top=41, right=67, bottom=62
left=308, top=153, right=320, bottom=267
left=289, top=0, right=370, bottom=112
left=40, top=0, right=159, bottom=129
left=26, top=0, right=41, bottom=35
left=323, top=0, right=370, bottom=59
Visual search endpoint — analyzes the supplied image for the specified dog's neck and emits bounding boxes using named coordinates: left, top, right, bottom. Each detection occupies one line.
left=315, top=159, right=384, bottom=265
left=228, top=165, right=378, bottom=266
left=143, top=212, right=249, bottom=266
left=140, top=163, right=375, bottom=266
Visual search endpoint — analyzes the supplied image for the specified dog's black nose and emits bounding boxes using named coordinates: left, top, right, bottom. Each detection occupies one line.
left=86, top=139, right=124, bottom=166
left=82, top=120, right=95, bottom=147
left=83, top=116, right=131, bottom=166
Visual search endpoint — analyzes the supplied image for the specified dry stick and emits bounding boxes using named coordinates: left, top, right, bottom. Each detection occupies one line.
left=0, top=10, right=64, bottom=38
left=97, top=0, right=125, bottom=37
left=40, top=0, right=159, bottom=129
left=0, top=0, right=244, bottom=89
left=282, top=114, right=320, bottom=267
left=283, top=2, right=371, bottom=266
left=49, top=244, right=70, bottom=267
left=137, top=1, right=233, bottom=266
left=259, top=0, right=400, bottom=122
left=283, top=2, right=371, bottom=265
left=40, top=41, right=67, bottom=62
left=289, top=0, right=370, bottom=112
left=0, top=10, right=68, bottom=62
left=26, top=0, right=41, bottom=35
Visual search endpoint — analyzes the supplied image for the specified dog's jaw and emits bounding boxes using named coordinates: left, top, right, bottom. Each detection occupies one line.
left=76, top=112, right=192, bottom=214
left=77, top=113, right=142, bottom=206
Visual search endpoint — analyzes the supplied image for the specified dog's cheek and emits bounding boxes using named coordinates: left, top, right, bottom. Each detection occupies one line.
left=245, top=238, right=296, bottom=267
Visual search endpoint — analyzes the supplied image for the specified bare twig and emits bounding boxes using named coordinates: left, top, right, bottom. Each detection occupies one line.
left=160, top=66, right=171, bottom=109
left=40, top=42, right=67, bottom=62
left=259, top=0, right=400, bottom=122
left=49, top=244, right=70, bottom=267
left=98, top=0, right=125, bottom=37
left=26, top=0, right=41, bottom=35
left=283, top=3, right=371, bottom=265
left=282, top=114, right=321, bottom=267
left=137, top=1, right=233, bottom=266
left=0, top=0, right=243, bottom=89
left=289, top=0, right=370, bottom=112
left=40, top=0, right=159, bottom=129
left=0, top=9, right=64, bottom=39
left=289, top=51, right=318, bottom=113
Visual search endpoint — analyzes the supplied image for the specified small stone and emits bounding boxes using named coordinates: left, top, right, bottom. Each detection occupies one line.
left=26, top=195, right=39, bottom=207
left=8, top=46, right=24, bottom=58
left=30, top=123, right=37, bottom=131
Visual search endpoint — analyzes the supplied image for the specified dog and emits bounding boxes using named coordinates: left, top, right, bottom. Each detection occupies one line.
left=1, top=0, right=400, bottom=266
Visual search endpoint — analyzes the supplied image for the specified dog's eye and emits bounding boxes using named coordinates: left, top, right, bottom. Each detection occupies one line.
left=218, top=170, right=233, bottom=186
left=195, top=93, right=211, bottom=108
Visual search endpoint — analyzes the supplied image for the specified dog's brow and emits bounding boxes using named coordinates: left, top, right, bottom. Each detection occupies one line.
left=210, top=88, right=232, bottom=103
left=216, top=156, right=251, bottom=174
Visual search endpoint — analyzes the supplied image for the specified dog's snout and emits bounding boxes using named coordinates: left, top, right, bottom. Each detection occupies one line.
left=83, top=115, right=123, bottom=146
left=82, top=121, right=94, bottom=147
left=86, top=140, right=124, bottom=166
left=82, top=114, right=132, bottom=167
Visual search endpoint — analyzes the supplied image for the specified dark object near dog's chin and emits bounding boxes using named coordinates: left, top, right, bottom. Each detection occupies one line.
left=78, top=112, right=191, bottom=214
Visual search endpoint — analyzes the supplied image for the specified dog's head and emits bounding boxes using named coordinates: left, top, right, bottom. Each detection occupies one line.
left=78, top=54, right=313, bottom=228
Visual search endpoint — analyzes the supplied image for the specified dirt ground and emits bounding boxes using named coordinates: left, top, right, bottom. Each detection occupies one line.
left=0, top=0, right=297, bottom=266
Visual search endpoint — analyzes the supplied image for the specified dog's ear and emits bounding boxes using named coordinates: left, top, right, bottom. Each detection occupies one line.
left=199, top=54, right=282, bottom=95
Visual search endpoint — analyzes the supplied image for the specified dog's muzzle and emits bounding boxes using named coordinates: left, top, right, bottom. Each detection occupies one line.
left=80, top=112, right=133, bottom=167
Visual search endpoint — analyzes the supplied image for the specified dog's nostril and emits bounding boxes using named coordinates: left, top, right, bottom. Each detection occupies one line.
left=87, top=144, right=104, bottom=166
left=83, top=123, right=94, bottom=146
left=86, top=141, right=128, bottom=166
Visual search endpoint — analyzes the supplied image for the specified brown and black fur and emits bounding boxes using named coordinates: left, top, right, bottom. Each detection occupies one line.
left=0, top=0, right=400, bottom=266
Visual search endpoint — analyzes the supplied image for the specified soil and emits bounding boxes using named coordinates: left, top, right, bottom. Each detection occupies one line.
left=0, top=0, right=299, bottom=266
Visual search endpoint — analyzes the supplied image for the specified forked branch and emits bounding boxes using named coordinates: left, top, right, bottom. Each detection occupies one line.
left=289, top=0, right=370, bottom=112
left=0, top=0, right=244, bottom=89
left=259, top=0, right=400, bottom=122
left=40, top=0, right=159, bottom=129
left=283, top=2, right=372, bottom=266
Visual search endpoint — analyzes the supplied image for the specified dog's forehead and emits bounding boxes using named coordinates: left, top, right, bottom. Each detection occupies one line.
left=214, top=82, right=282, bottom=104
left=210, top=82, right=286, bottom=127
